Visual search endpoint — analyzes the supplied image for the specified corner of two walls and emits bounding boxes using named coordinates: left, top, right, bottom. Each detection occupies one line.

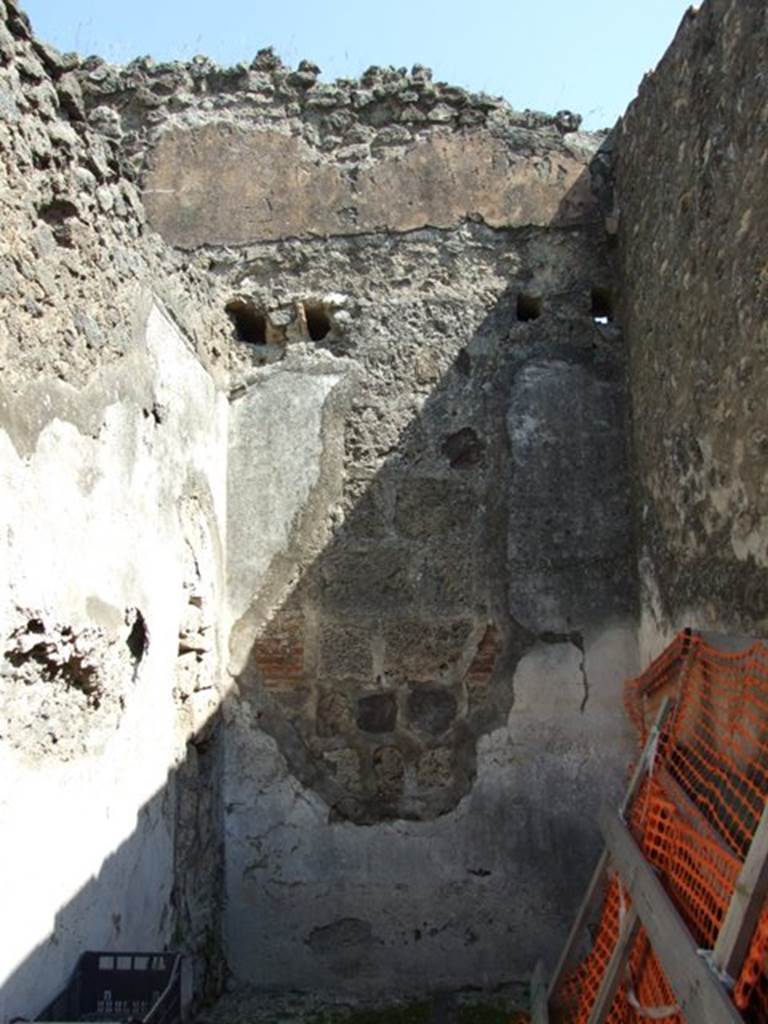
left=4, top=0, right=766, bottom=1006
left=0, top=0, right=660, bottom=1008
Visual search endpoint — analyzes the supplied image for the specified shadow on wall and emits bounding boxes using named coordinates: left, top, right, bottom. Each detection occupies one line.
left=230, top=281, right=632, bottom=826
left=1, top=150, right=636, bottom=1014
left=224, top=139, right=627, bottom=820
left=221, top=166, right=637, bottom=989
left=0, top=725, right=223, bottom=1021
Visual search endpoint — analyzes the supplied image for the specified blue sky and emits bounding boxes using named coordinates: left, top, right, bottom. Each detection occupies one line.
left=23, top=0, right=693, bottom=130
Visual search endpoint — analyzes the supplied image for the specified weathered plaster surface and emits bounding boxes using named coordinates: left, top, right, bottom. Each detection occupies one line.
left=143, top=126, right=593, bottom=247
left=507, top=358, right=633, bottom=633
left=3, top=0, right=765, bottom=1007
left=218, top=217, right=637, bottom=981
left=615, top=0, right=768, bottom=660
left=0, top=0, right=652, bottom=1008
left=223, top=622, right=635, bottom=995
left=227, top=370, right=344, bottom=630
left=0, top=304, right=227, bottom=1017
left=64, top=26, right=637, bottom=993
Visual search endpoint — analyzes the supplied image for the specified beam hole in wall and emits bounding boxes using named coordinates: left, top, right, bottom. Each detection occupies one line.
left=591, top=287, right=614, bottom=323
left=225, top=298, right=267, bottom=345
left=38, top=198, right=79, bottom=247
left=304, top=300, right=332, bottom=341
left=516, top=293, right=542, bottom=322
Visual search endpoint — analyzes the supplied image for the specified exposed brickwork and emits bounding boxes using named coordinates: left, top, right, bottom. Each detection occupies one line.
left=251, top=611, right=305, bottom=688
left=465, top=626, right=502, bottom=695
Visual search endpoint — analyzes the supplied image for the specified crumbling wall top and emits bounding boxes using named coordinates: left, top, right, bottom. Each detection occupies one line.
left=67, top=49, right=604, bottom=248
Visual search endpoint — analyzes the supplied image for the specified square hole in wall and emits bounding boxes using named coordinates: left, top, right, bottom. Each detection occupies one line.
left=303, top=300, right=332, bottom=341
left=591, top=287, right=614, bottom=322
left=516, top=293, right=542, bottom=322
left=225, top=298, right=267, bottom=344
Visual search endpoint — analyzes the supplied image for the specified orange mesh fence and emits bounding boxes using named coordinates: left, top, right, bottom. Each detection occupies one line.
left=623, top=630, right=694, bottom=746
left=557, top=873, right=682, bottom=1024
left=553, top=631, right=768, bottom=1023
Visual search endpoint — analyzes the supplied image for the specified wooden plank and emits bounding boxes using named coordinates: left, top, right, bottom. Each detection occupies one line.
left=714, top=796, right=768, bottom=982
left=601, top=807, right=744, bottom=1024
left=530, top=959, right=550, bottom=1024
left=546, top=847, right=609, bottom=1006
left=619, top=696, right=675, bottom=815
left=547, top=697, right=675, bottom=1004
left=587, top=907, right=640, bottom=1024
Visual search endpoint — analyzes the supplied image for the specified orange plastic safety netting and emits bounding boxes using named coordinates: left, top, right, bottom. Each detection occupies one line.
left=553, top=630, right=768, bottom=1023
left=556, top=871, right=682, bottom=1024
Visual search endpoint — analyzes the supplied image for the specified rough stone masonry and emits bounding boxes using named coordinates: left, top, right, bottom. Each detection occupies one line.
left=615, top=0, right=768, bottom=661
left=2, top=0, right=764, bottom=1016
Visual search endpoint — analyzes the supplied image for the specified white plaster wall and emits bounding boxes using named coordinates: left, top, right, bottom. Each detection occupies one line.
left=226, top=369, right=342, bottom=635
left=0, top=303, right=227, bottom=1019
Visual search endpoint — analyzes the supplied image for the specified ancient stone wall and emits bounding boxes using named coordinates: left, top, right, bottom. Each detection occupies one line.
left=1, top=0, right=643, bottom=1009
left=0, top=3, right=227, bottom=1015
left=100, top=48, right=639, bottom=991
left=615, top=0, right=768, bottom=660
left=219, top=225, right=637, bottom=992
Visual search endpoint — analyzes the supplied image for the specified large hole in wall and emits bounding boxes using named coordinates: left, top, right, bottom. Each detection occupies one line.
left=225, top=299, right=267, bottom=345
